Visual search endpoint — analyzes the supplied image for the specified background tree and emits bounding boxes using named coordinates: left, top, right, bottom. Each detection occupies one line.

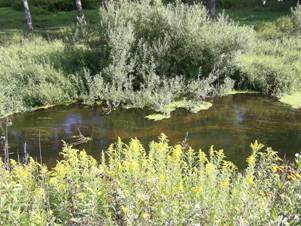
left=22, top=0, right=33, bottom=31
left=75, top=0, right=85, bottom=20
left=207, top=0, right=216, bottom=17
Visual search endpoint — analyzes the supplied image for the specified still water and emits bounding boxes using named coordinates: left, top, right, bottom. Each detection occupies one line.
left=4, top=94, right=301, bottom=168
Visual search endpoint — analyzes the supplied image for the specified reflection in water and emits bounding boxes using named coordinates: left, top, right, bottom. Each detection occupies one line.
left=3, top=94, right=301, bottom=168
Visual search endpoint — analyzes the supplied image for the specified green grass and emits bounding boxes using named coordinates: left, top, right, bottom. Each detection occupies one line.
left=279, top=92, right=301, bottom=109
left=0, top=6, right=290, bottom=34
left=0, top=7, right=98, bottom=34
left=222, top=8, right=290, bottom=26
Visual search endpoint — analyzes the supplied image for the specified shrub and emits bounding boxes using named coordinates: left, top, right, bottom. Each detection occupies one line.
left=98, top=0, right=254, bottom=80
left=83, top=0, right=254, bottom=111
left=0, top=136, right=300, bottom=224
left=235, top=7, right=301, bottom=96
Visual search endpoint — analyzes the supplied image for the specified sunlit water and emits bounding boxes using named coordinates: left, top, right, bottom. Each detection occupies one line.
left=4, top=94, right=301, bottom=168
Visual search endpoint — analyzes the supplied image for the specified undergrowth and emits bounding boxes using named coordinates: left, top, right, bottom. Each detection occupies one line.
left=0, top=135, right=300, bottom=224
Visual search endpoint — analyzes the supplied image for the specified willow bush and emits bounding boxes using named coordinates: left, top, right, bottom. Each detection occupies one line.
left=0, top=135, right=300, bottom=225
left=83, top=0, right=254, bottom=110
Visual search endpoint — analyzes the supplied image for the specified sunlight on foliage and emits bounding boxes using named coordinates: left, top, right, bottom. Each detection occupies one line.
left=0, top=135, right=300, bottom=225
left=279, top=92, right=301, bottom=109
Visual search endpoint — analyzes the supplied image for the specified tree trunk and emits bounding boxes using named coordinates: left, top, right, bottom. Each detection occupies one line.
left=22, top=0, right=33, bottom=31
left=75, top=0, right=85, bottom=20
left=101, top=0, right=108, bottom=10
left=206, top=0, right=216, bottom=17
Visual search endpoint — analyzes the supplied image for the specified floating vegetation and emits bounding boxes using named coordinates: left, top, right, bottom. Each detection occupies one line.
left=189, top=101, right=212, bottom=113
left=145, top=113, right=171, bottom=121
left=223, top=90, right=260, bottom=96
left=279, top=92, right=301, bottom=109
left=145, top=100, right=212, bottom=121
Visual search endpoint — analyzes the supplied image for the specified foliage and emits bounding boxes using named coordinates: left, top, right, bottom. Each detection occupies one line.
left=234, top=6, right=301, bottom=96
left=0, top=37, right=85, bottom=116
left=97, top=0, right=254, bottom=79
left=1, top=0, right=301, bottom=116
left=81, top=0, right=254, bottom=111
left=236, top=37, right=301, bottom=95
left=0, top=136, right=300, bottom=224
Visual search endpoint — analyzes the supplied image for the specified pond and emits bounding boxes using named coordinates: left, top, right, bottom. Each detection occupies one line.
left=4, top=94, right=301, bottom=168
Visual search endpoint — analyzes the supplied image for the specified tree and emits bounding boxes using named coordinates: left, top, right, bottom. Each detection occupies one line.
left=22, top=0, right=33, bottom=31
left=206, top=0, right=216, bottom=17
left=75, top=0, right=85, bottom=20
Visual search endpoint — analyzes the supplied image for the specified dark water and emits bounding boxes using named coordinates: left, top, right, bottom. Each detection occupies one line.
left=4, top=94, right=301, bottom=168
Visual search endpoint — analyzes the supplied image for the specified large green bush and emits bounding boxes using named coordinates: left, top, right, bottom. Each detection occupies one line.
left=83, top=0, right=254, bottom=111
left=0, top=136, right=300, bottom=224
left=98, top=0, right=254, bottom=79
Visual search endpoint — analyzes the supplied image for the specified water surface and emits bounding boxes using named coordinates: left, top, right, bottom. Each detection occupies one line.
left=4, top=94, right=301, bottom=168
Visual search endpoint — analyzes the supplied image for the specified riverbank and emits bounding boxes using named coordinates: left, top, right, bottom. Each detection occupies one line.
left=0, top=2, right=301, bottom=118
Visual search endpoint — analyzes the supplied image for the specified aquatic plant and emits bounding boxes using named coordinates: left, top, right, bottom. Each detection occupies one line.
left=0, top=135, right=300, bottom=225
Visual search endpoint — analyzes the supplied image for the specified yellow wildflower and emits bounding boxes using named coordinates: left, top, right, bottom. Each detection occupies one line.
left=245, top=176, right=254, bottom=185
left=246, top=155, right=256, bottom=166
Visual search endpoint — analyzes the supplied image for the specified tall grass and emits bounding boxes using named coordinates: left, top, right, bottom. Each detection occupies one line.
left=0, top=38, right=75, bottom=116
left=0, top=135, right=300, bottom=224
left=236, top=5, right=301, bottom=96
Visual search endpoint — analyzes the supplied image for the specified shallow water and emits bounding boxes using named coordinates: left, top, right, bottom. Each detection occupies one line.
left=4, top=94, right=301, bottom=168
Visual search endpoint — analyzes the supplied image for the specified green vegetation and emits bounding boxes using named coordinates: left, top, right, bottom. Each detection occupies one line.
left=1, top=1, right=301, bottom=224
left=279, top=92, right=301, bottom=109
left=145, top=100, right=213, bottom=121
left=1, top=1, right=301, bottom=119
left=0, top=136, right=300, bottom=224
left=0, top=0, right=256, bottom=118
left=0, top=37, right=88, bottom=116
left=236, top=5, right=301, bottom=101
left=0, top=7, right=99, bottom=35
left=1, top=1, right=301, bottom=118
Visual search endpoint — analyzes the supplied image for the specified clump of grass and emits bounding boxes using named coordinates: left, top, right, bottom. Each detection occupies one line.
left=0, top=37, right=79, bottom=116
left=235, top=35, right=301, bottom=96
left=0, top=135, right=300, bottom=224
